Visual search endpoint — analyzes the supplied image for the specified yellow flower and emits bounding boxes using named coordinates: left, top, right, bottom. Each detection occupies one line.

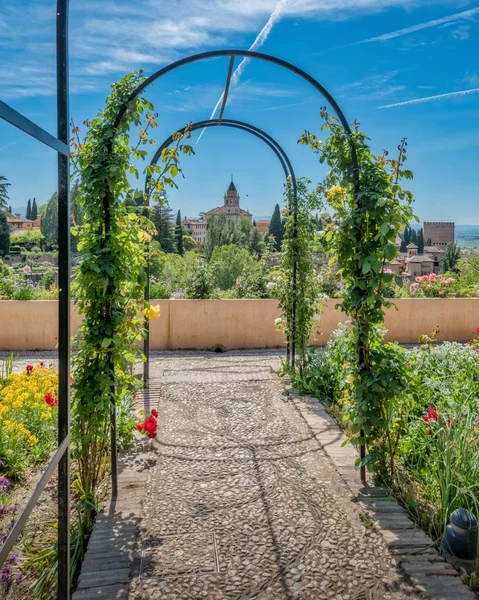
left=327, top=185, right=347, bottom=210
left=144, top=304, right=161, bottom=320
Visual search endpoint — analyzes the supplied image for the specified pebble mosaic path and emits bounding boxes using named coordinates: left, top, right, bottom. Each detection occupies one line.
left=126, top=352, right=423, bottom=600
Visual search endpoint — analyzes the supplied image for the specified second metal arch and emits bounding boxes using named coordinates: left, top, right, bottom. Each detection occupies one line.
left=143, top=118, right=298, bottom=384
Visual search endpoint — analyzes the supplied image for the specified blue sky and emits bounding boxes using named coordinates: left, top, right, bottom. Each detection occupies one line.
left=1, top=0, right=478, bottom=222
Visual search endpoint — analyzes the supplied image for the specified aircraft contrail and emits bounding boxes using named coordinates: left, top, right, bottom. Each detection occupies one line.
left=378, top=87, right=479, bottom=109
left=195, top=0, right=290, bottom=145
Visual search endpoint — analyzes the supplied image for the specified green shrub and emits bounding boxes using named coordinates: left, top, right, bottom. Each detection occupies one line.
left=210, top=245, right=260, bottom=290
left=185, top=261, right=213, bottom=299
left=150, top=277, right=171, bottom=299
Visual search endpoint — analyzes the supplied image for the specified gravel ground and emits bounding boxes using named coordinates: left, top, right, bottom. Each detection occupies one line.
left=1, top=350, right=424, bottom=599
left=128, top=352, right=422, bottom=600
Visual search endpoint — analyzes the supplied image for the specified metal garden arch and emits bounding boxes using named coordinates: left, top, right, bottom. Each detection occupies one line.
left=105, top=48, right=360, bottom=383
left=142, top=118, right=298, bottom=384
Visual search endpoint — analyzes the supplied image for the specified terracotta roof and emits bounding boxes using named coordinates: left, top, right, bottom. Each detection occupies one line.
left=407, top=255, right=434, bottom=263
left=406, top=242, right=418, bottom=249
left=205, top=206, right=252, bottom=217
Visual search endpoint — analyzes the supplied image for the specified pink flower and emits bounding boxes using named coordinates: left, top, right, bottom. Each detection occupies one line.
left=438, top=290, right=444, bottom=296
left=26, top=365, right=34, bottom=374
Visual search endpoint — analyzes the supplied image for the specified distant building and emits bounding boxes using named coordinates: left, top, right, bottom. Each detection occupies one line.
left=388, top=242, right=446, bottom=277
left=204, top=179, right=252, bottom=224
left=423, top=222, right=455, bottom=247
left=255, top=220, right=270, bottom=234
left=7, top=213, right=42, bottom=232
left=182, top=218, right=207, bottom=245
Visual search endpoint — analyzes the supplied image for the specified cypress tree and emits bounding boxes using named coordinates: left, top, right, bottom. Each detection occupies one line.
left=410, top=228, right=418, bottom=246
left=31, top=197, right=38, bottom=221
left=442, top=243, right=461, bottom=273
left=268, top=204, right=283, bottom=252
left=417, top=228, right=424, bottom=254
left=0, top=175, right=10, bottom=211
left=41, top=191, right=58, bottom=245
left=152, top=203, right=176, bottom=253
left=175, top=210, right=184, bottom=256
left=26, top=198, right=32, bottom=220
left=0, top=211, right=10, bottom=256
left=249, top=227, right=264, bottom=256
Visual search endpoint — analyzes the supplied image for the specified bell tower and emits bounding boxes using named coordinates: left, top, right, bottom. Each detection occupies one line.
left=224, top=177, right=239, bottom=209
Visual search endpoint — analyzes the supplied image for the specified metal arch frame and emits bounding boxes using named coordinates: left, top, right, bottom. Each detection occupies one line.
left=108, top=48, right=359, bottom=363
left=0, top=0, right=71, bottom=598
left=142, top=118, right=298, bottom=385
left=106, top=49, right=363, bottom=485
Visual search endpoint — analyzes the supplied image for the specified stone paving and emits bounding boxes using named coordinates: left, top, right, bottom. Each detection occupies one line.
left=128, top=352, right=423, bottom=600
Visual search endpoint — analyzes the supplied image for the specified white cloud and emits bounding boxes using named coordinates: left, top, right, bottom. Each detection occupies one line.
left=0, top=0, right=473, bottom=99
left=378, top=87, right=479, bottom=109
left=451, top=24, right=471, bottom=40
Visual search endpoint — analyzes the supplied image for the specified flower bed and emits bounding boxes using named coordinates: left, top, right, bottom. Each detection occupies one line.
left=0, top=361, right=59, bottom=596
left=0, top=363, right=58, bottom=479
left=294, top=324, right=479, bottom=547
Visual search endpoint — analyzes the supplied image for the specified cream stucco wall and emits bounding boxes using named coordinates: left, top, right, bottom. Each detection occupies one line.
left=1, top=299, right=478, bottom=351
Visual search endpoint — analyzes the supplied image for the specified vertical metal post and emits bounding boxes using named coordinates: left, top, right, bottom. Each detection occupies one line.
left=143, top=260, right=150, bottom=387
left=110, top=393, right=118, bottom=497
left=290, top=182, right=298, bottom=370
left=56, top=1, right=71, bottom=597
left=143, top=204, right=150, bottom=388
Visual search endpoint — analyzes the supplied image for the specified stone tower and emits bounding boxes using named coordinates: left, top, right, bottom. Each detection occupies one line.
left=423, top=222, right=455, bottom=247
left=224, top=178, right=240, bottom=209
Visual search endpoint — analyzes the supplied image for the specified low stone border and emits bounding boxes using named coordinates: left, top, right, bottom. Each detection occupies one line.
left=284, top=383, right=477, bottom=600
left=72, top=432, right=156, bottom=600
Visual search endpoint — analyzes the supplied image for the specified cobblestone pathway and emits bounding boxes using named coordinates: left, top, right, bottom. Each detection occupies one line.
left=129, top=352, right=422, bottom=600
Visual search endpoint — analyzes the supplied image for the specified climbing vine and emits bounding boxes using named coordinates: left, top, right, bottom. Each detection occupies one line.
left=275, top=178, right=323, bottom=373
left=70, top=71, right=192, bottom=525
left=299, top=110, right=415, bottom=473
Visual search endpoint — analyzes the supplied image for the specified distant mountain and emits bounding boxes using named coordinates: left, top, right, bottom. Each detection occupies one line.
left=10, top=206, right=27, bottom=217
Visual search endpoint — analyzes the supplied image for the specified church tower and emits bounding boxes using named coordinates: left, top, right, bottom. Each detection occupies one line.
left=224, top=178, right=240, bottom=210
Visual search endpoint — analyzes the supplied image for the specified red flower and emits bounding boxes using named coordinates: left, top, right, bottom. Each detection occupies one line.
left=476, top=327, right=479, bottom=333
left=136, top=413, right=158, bottom=439
left=44, top=392, right=57, bottom=407
left=39, top=361, right=45, bottom=367
left=467, top=341, right=473, bottom=346
left=26, top=365, right=34, bottom=374
left=423, top=406, right=438, bottom=426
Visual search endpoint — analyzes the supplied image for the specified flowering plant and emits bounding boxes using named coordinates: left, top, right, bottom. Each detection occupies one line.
left=136, top=409, right=158, bottom=439
left=409, top=273, right=456, bottom=298
left=143, top=304, right=161, bottom=320
left=0, top=363, right=58, bottom=477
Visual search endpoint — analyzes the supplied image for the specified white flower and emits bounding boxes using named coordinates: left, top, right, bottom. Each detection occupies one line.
left=266, top=282, right=275, bottom=291
left=23, top=265, right=32, bottom=275
left=313, top=314, right=321, bottom=321
left=274, top=317, right=282, bottom=326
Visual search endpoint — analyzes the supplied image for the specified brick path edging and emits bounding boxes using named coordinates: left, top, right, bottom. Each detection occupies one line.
left=284, top=381, right=476, bottom=600
left=72, top=434, right=155, bottom=600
